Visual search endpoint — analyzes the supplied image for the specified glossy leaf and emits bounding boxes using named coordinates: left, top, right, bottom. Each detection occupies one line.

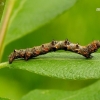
left=4, top=0, right=76, bottom=45
left=20, top=80, right=100, bottom=100
left=0, top=97, right=10, bottom=100
left=1, top=53, right=100, bottom=79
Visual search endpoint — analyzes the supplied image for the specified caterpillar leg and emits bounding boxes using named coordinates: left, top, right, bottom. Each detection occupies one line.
left=83, top=54, right=93, bottom=59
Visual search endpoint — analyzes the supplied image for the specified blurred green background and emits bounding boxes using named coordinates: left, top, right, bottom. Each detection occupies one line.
left=0, top=0, right=100, bottom=100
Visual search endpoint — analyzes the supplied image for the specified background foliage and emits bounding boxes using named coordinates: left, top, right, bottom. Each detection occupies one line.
left=0, top=0, right=100, bottom=100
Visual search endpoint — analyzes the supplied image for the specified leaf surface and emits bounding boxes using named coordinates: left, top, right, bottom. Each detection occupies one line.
left=4, top=0, right=76, bottom=45
left=20, top=80, right=100, bottom=100
left=4, top=52, right=100, bottom=79
left=0, top=97, right=10, bottom=100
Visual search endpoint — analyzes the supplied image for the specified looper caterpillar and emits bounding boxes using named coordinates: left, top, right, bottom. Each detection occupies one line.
left=9, top=40, right=100, bottom=64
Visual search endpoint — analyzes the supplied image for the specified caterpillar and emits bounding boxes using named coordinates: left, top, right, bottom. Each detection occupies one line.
left=9, top=39, right=100, bottom=64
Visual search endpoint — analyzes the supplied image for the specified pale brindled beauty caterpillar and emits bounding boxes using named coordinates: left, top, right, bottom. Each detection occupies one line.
left=9, top=39, right=100, bottom=64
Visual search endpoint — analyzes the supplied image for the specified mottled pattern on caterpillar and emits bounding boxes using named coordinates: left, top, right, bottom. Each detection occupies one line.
left=9, top=40, right=100, bottom=64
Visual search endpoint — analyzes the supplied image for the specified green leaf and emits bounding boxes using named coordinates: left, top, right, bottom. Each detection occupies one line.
left=20, top=80, right=100, bottom=100
left=4, top=0, right=76, bottom=45
left=2, top=52, right=100, bottom=79
left=0, top=0, right=5, bottom=21
left=0, top=62, right=8, bottom=69
left=0, top=97, right=10, bottom=100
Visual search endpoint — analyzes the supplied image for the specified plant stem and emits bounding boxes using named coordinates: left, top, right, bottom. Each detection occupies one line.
left=0, top=0, right=16, bottom=62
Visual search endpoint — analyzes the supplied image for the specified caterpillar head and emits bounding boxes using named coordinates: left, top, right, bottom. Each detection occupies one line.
left=9, top=52, right=15, bottom=64
left=94, top=40, right=100, bottom=47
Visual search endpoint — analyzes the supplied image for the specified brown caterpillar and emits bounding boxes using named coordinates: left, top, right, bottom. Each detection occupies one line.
left=9, top=40, right=100, bottom=64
